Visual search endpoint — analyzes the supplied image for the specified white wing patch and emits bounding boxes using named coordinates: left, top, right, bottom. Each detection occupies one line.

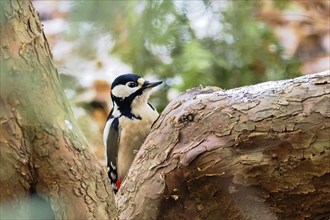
left=110, top=172, right=116, bottom=179
left=103, top=105, right=120, bottom=147
left=110, top=161, right=116, bottom=169
left=103, top=118, right=113, bottom=147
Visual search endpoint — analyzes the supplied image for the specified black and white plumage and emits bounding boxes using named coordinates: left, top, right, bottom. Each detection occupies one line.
left=103, top=74, right=162, bottom=193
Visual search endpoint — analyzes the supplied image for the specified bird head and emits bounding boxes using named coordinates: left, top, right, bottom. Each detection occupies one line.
left=110, top=74, right=162, bottom=108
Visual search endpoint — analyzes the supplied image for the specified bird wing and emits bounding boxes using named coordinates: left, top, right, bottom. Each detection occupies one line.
left=103, top=116, right=120, bottom=192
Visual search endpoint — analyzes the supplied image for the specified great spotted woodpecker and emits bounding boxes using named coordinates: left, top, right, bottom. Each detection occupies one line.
left=103, top=74, right=162, bottom=193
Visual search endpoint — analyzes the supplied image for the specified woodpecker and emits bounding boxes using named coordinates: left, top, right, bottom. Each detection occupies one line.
left=103, top=74, right=162, bottom=193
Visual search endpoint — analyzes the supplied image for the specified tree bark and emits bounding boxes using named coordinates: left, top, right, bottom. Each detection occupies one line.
left=117, top=71, right=330, bottom=220
left=0, top=1, right=116, bottom=219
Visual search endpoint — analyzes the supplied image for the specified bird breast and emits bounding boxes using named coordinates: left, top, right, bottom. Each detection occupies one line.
left=117, top=104, right=159, bottom=180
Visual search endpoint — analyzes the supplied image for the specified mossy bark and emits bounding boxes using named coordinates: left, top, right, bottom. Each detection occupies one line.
left=117, top=71, right=330, bottom=220
left=0, top=0, right=116, bottom=219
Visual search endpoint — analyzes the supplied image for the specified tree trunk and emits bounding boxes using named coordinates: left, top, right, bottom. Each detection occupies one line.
left=117, top=71, right=330, bottom=220
left=0, top=1, right=116, bottom=219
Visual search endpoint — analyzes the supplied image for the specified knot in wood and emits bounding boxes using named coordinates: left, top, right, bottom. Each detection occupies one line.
left=178, top=113, right=194, bottom=124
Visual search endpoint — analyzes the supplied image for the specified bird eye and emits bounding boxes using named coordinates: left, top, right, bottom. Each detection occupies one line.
left=127, top=82, right=137, bottom=88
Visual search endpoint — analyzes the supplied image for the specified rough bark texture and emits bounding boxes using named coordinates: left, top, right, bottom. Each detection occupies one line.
left=117, top=71, right=330, bottom=220
left=0, top=1, right=116, bottom=219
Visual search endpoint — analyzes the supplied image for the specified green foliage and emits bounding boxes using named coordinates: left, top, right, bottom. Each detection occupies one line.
left=70, top=0, right=301, bottom=108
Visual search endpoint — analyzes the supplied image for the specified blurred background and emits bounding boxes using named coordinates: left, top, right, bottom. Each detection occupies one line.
left=32, top=0, right=329, bottom=163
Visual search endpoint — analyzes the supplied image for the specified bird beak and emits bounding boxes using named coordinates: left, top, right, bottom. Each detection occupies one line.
left=142, top=81, right=163, bottom=89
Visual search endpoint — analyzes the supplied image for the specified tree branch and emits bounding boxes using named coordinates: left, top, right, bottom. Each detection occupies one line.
left=117, top=71, right=330, bottom=219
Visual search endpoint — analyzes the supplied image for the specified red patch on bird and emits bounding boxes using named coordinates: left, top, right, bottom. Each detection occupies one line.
left=116, top=180, right=122, bottom=189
